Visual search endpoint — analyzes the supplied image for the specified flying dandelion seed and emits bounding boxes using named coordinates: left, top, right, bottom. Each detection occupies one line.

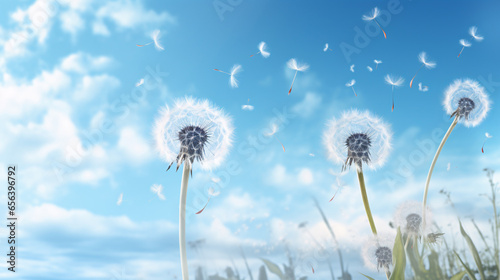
left=151, top=184, right=166, bottom=200
left=362, top=7, right=387, bottom=39
left=323, top=43, right=333, bottom=52
left=196, top=194, right=212, bottom=214
left=265, top=123, right=286, bottom=152
left=136, top=29, right=164, bottom=51
left=287, top=58, right=309, bottom=95
left=116, top=193, right=123, bottom=206
left=309, top=153, right=315, bottom=157
left=374, top=59, right=382, bottom=69
left=250, top=41, right=270, bottom=58
left=418, top=82, right=429, bottom=92
left=154, top=97, right=233, bottom=280
left=350, top=64, right=355, bottom=72
left=241, top=99, right=254, bottom=111
left=324, top=110, right=392, bottom=236
left=345, top=79, right=357, bottom=97
left=135, top=78, right=144, bottom=87
left=481, top=132, right=493, bottom=153
left=384, top=74, right=405, bottom=112
left=410, top=52, right=436, bottom=88
left=447, top=162, right=451, bottom=171
left=457, top=39, right=471, bottom=58
left=469, top=26, right=484, bottom=42
left=422, top=79, right=490, bottom=233
left=367, top=66, right=373, bottom=72
left=208, top=186, right=220, bottom=196
left=214, top=64, right=242, bottom=88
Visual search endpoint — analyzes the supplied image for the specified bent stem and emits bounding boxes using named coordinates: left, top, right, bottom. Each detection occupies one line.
left=357, top=169, right=378, bottom=236
left=179, top=163, right=191, bottom=280
left=422, top=116, right=459, bottom=234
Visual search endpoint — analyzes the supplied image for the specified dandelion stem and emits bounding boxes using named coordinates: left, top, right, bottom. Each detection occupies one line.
left=422, top=116, right=459, bottom=234
left=179, top=163, right=191, bottom=280
left=357, top=169, right=378, bottom=235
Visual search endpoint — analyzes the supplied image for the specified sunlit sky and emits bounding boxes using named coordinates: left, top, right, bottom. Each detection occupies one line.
left=0, top=0, right=499, bottom=279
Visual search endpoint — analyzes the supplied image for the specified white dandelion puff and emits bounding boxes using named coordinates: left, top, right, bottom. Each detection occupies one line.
left=457, top=39, right=471, bottom=58
left=214, top=64, right=243, bottom=88
left=323, top=110, right=392, bottom=172
left=444, top=79, right=490, bottom=127
left=287, top=58, right=309, bottom=95
left=153, top=97, right=234, bottom=171
left=323, top=43, right=333, bottom=52
left=350, top=64, right=355, bottom=72
left=151, top=184, right=166, bottom=200
left=362, top=7, right=387, bottom=39
left=469, top=26, right=484, bottom=42
left=250, top=41, right=270, bottom=58
left=374, top=59, right=382, bottom=69
left=394, top=201, right=433, bottom=240
left=410, top=52, right=436, bottom=88
left=135, top=78, right=144, bottom=87
left=345, top=79, right=357, bottom=97
left=136, top=29, right=164, bottom=51
left=385, top=74, right=405, bottom=112
left=367, top=66, right=373, bottom=72
left=361, top=233, right=395, bottom=274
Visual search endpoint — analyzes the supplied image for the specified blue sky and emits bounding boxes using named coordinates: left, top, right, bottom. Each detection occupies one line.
left=0, top=0, right=499, bottom=279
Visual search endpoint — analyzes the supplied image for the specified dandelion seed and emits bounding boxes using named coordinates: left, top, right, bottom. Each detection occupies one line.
left=287, top=58, right=309, bottom=95
left=211, top=177, right=221, bottom=183
left=418, top=82, right=429, bottom=92
left=350, top=64, right=355, bottom=72
left=196, top=195, right=212, bottom=214
left=116, top=193, right=123, bottom=206
left=469, top=26, right=484, bottom=42
left=384, top=74, right=405, bottom=112
left=151, top=184, right=166, bottom=200
left=323, top=43, right=333, bottom=52
left=154, top=97, right=233, bottom=280
left=426, top=232, right=445, bottom=245
left=457, top=39, right=471, bottom=58
left=329, top=187, right=340, bottom=202
left=345, top=79, right=357, bottom=97
left=447, top=162, right=451, bottom=171
left=136, top=29, right=164, bottom=51
left=208, top=186, right=220, bottom=196
left=481, top=132, right=493, bottom=153
left=241, top=99, right=254, bottom=111
left=367, top=66, right=373, bottom=72
left=362, top=7, right=387, bottom=39
left=374, top=59, right=382, bottom=70
left=410, top=52, right=436, bottom=88
left=266, top=123, right=285, bottom=152
left=309, top=153, right=315, bottom=157
left=214, top=64, right=242, bottom=88
left=135, top=78, right=144, bottom=87
left=250, top=41, right=270, bottom=58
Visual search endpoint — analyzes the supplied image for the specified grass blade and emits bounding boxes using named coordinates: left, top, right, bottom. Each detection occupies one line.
left=459, top=220, right=486, bottom=280
left=450, top=271, right=467, bottom=280
left=389, top=227, right=406, bottom=280
left=261, top=258, right=284, bottom=280
left=454, top=251, right=477, bottom=280
left=359, top=272, right=376, bottom=280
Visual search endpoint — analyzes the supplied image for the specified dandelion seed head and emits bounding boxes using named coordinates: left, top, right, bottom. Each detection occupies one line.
left=287, top=58, right=309, bottom=72
left=394, top=201, right=433, bottom=237
left=230, top=64, right=242, bottom=88
left=362, top=233, right=394, bottom=273
left=258, top=41, right=270, bottom=58
left=469, top=26, right=484, bottom=41
left=323, top=110, right=392, bottom=172
left=418, top=52, right=436, bottom=69
left=443, top=79, right=491, bottom=127
left=345, top=79, right=356, bottom=87
left=362, top=7, right=380, bottom=21
left=384, top=75, right=405, bottom=87
left=460, top=39, right=471, bottom=47
left=154, top=97, right=233, bottom=171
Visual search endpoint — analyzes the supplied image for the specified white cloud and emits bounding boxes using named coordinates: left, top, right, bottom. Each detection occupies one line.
left=298, top=168, right=314, bottom=185
left=61, top=52, right=113, bottom=73
left=291, top=92, right=322, bottom=118
left=268, top=164, right=316, bottom=188
left=117, top=126, right=154, bottom=164
left=74, top=74, right=121, bottom=101
left=92, top=20, right=110, bottom=36
left=60, top=10, right=85, bottom=35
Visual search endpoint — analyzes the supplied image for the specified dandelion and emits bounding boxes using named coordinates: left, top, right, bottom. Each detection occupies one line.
left=350, top=64, right=355, bottom=72
left=116, top=193, right=123, bottom=206
left=384, top=74, right=405, bottom=112
left=425, top=232, right=445, bottom=245
left=418, top=82, right=429, bottom=92
left=469, top=26, right=484, bottom=42
left=151, top=184, right=166, bottom=200
left=394, top=201, right=433, bottom=248
left=345, top=79, right=357, bottom=97
left=410, top=52, right=436, bottom=88
left=457, top=39, right=471, bottom=58
left=374, top=59, right=382, bottom=70
left=362, top=7, right=387, bottom=39
left=422, top=79, right=490, bottom=232
left=241, top=99, right=254, bottom=111
left=362, top=233, right=395, bottom=278
left=323, top=43, right=333, bottom=52
left=136, top=29, right=164, bottom=51
left=153, top=97, right=233, bottom=280
left=323, top=110, right=392, bottom=236
left=265, top=123, right=285, bottom=152
left=481, top=132, right=493, bottom=153
left=287, top=58, right=309, bottom=95
left=214, top=64, right=242, bottom=88
left=250, top=41, right=270, bottom=58
left=367, top=66, right=373, bottom=72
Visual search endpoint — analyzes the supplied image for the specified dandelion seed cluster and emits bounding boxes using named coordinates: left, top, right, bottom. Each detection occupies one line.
left=344, top=133, right=371, bottom=171
left=443, top=79, right=490, bottom=127
left=394, top=201, right=432, bottom=237
left=405, top=213, right=422, bottom=234
left=362, top=233, right=395, bottom=273
left=375, top=246, right=392, bottom=272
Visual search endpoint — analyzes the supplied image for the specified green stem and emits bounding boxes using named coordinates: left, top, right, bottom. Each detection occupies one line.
left=179, top=164, right=191, bottom=280
left=357, top=169, right=377, bottom=235
left=422, top=116, right=458, bottom=231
